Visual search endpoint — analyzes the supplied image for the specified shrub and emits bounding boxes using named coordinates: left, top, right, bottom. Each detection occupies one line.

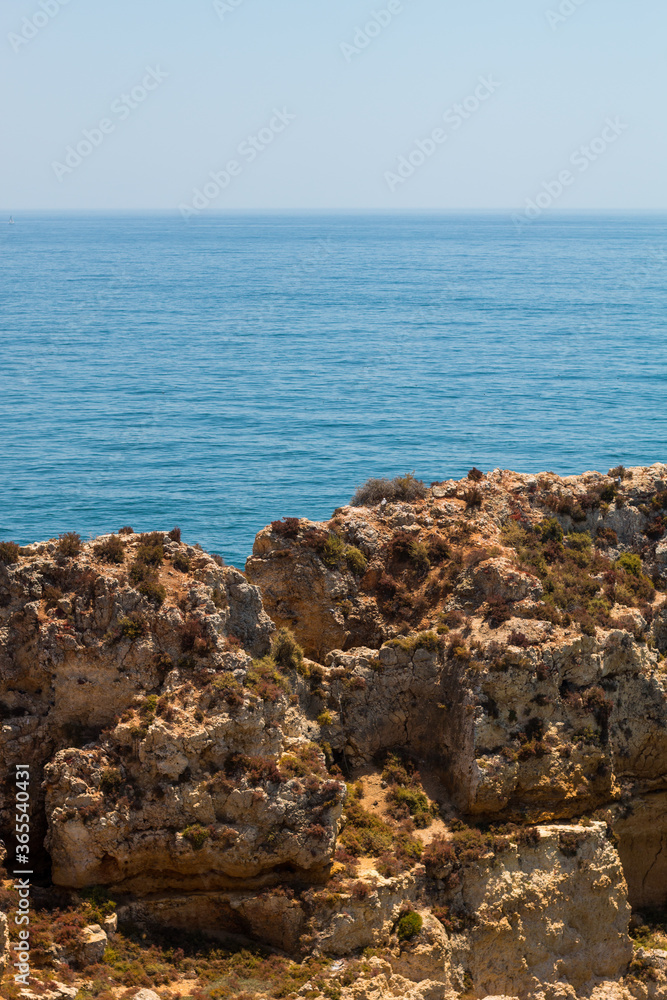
left=271, top=517, right=301, bottom=539
left=318, top=710, right=333, bottom=726
left=426, top=533, right=450, bottom=564
left=94, top=535, right=125, bottom=564
left=279, top=742, right=327, bottom=780
left=244, top=755, right=283, bottom=786
left=351, top=880, right=371, bottom=901
left=467, top=467, right=484, bottom=482
left=118, top=616, right=145, bottom=639
left=609, top=465, right=632, bottom=480
left=396, top=911, right=423, bottom=941
left=168, top=526, right=182, bottom=543
left=597, top=526, right=618, bottom=546
left=423, top=835, right=455, bottom=876
left=345, top=545, right=368, bottom=576
left=212, top=672, right=244, bottom=708
left=339, top=802, right=394, bottom=857
left=386, top=531, right=431, bottom=572
left=615, top=552, right=642, bottom=578
left=558, top=831, right=581, bottom=857
left=172, top=551, right=191, bottom=573
left=137, top=578, right=166, bottom=606
left=100, top=768, right=123, bottom=793
left=540, top=518, right=563, bottom=543
left=182, top=825, right=211, bottom=850
left=319, top=533, right=344, bottom=568
left=0, top=541, right=21, bottom=564
left=136, top=532, right=165, bottom=566
left=58, top=532, right=82, bottom=557
left=180, top=617, right=211, bottom=655
left=463, top=488, right=482, bottom=509
left=516, top=826, right=541, bottom=847
left=246, top=656, right=290, bottom=701
left=118, top=525, right=134, bottom=535
left=272, top=627, right=305, bottom=673
left=388, top=786, right=434, bottom=828
left=388, top=630, right=440, bottom=654
left=451, top=826, right=488, bottom=864
left=351, top=472, right=427, bottom=507
left=567, top=532, right=592, bottom=552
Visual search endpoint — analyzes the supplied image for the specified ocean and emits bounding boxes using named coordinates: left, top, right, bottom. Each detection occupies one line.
left=1, top=213, right=666, bottom=567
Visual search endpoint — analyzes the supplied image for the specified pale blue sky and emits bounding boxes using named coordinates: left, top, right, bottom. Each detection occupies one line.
left=1, top=0, right=665, bottom=212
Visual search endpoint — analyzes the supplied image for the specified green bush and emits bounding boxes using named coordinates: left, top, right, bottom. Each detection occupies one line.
left=182, top=825, right=211, bottom=850
left=339, top=802, right=394, bottom=857
left=322, top=533, right=346, bottom=568
left=136, top=532, right=165, bottom=566
left=172, top=551, right=191, bottom=573
left=345, top=545, right=368, bottom=575
left=0, top=541, right=21, bottom=564
left=615, top=552, right=642, bottom=578
left=137, top=578, right=166, bottom=606
left=540, top=518, right=564, bottom=543
left=246, top=656, right=290, bottom=702
left=118, top=617, right=144, bottom=639
left=272, top=627, right=305, bottom=673
left=396, top=911, right=423, bottom=941
left=388, top=786, right=434, bottom=828
left=100, top=768, right=123, bottom=793
left=567, top=532, right=592, bottom=551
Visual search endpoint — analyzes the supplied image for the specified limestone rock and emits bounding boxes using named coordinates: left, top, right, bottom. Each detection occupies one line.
left=615, top=791, right=667, bottom=908
left=470, top=556, right=543, bottom=603
left=76, top=923, right=108, bottom=965
left=18, top=984, right=78, bottom=1000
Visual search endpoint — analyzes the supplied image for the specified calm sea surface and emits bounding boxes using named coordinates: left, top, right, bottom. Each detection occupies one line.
left=1, top=214, right=666, bottom=567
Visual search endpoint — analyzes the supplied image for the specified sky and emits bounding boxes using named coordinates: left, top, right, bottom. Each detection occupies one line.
left=1, top=0, right=665, bottom=213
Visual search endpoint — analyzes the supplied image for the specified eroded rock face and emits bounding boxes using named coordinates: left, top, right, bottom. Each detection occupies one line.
left=246, top=466, right=667, bottom=911
left=454, top=825, right=631, bottom=996
left=111, top=824, right=633, bottom=1000
left=3, top=465, right=667, bottom=997
left=307, top=627, right=667, bottom=826
left=615, top=792, right=667, bottom=909
left=0, top=532, right=273, bottom=871
left=45, top=714, right=344, bottom=892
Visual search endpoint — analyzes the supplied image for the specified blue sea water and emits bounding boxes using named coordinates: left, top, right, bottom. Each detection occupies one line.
left=1, top=213, right=666, bottom=568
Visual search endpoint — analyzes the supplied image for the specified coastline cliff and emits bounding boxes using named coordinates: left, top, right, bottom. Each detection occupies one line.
left=1, top=465, right=667, bottom=1000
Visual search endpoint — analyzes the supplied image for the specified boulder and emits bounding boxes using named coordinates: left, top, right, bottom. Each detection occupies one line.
left=76, top=923, right=108, bottom=966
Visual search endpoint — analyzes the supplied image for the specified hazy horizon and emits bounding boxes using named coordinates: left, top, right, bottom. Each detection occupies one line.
left=2, top=1, right=665, bottom=215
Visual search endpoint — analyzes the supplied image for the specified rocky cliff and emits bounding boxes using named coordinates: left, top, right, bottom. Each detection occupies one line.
left=1, top=466, right=667, bottom=1000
